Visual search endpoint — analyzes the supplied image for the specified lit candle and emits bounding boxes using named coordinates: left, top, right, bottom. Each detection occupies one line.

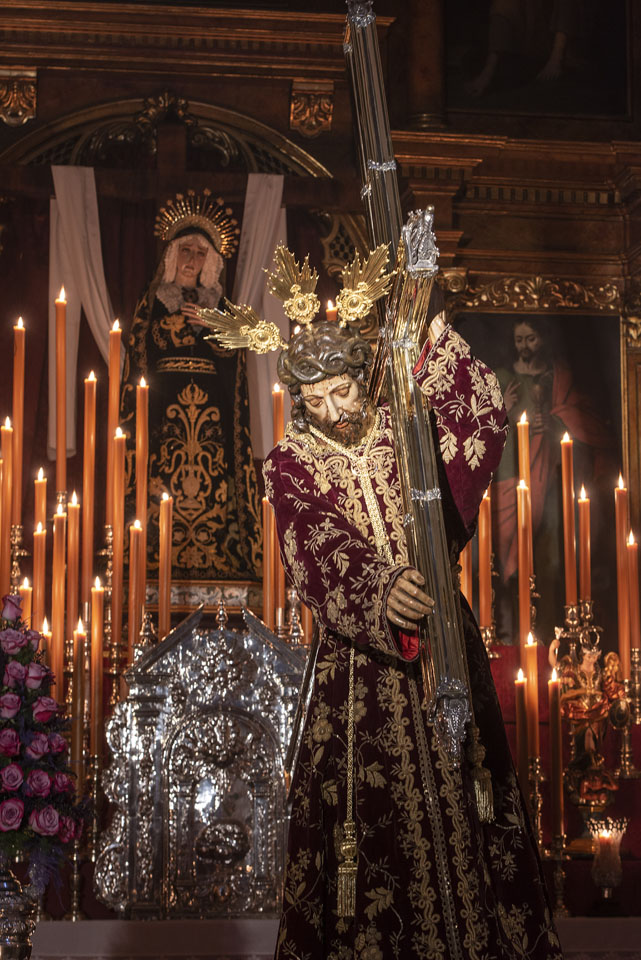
left=515, top=669, right=529, bottom=798
left=71, top=618, right=85, bottom=797
left=40, top=616, right=51, bottom=669
left=55, top=288, right=67, bottom=494
left=326, top=300, right=338, bottom=324
left=628, top=532, right=640, bottom=652
left=111, top=427, right=126, bottom=664
left=158, top=493, right=173, bottom=639
left=19, top=577, right=31, bottom=626
left=262, top=497, right=275, bottom=631
left=32, top=522, right=46, bottom=631
left=615, top=475, right=630, bottom=679
left=578, top=485, right=591, bottom=602
left=90, top=577, right=104, bottom=758
left=478, top=487, right=492, bottom=629
left=560, top=433, right=577, bottom=606
left=11, top=317, right=25, bottom=525
left=460, top=541, right=473, bottom=606
left=272, top=383, right=284, bottom=447
left=301, top=603, right=313, bottom=647
left=128, top=519, right=142, bottom=663
left=517, top=480, right=531, bottom=657
left=274, top=502, right=286, bottom=618
left=81, top=371, right=96, bottom=607
left=516, top=411, right=531, bottom=488
left=548, top=667, right=564, bottom=839
left=34, top=467, right=47, bottom=530
left=66, top=491, right=80, bottom=648
left=51, top=503, right=66, bottom=698
left=525, top=632, right=540, bottom=757
left=135, top=377, right=149, bottom=618
left=0, top=419, right=13, bottom=595
left=106, top=320, right=122, bottom=527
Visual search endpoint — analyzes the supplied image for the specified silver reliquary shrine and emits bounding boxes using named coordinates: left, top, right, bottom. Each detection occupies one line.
left=94, top=608, right=305, bottom=918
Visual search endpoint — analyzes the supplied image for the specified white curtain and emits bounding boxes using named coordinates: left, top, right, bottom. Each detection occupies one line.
left=233, top=173, right=288, bottom=459
left=47, top=166, right=116, bottom=460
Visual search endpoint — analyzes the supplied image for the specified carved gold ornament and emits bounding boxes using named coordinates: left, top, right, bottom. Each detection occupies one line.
left=267, top=245, right=321, bottom=326
left=336, top=244, right=394, bottom=326
left=289, top=81, right=334, bottom=139
left=198, top=301, right=287, bottom=354
left=155, top=188, right=240, bottom=258
left=0, top=71, right=36, bottom=127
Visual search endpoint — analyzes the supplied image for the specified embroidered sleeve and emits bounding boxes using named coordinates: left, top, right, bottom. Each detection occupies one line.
left=413, top=325, right=508, bottom=530
left=264, top=448, right=417, bottom=662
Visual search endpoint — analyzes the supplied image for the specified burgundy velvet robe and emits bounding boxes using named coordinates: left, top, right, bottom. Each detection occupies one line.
left=264, top=327, right=562, bottom=960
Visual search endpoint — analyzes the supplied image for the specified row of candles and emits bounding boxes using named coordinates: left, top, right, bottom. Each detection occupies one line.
left=460, top=410, right=641, bottom=844
left=1, top=295, right=178, bottom=767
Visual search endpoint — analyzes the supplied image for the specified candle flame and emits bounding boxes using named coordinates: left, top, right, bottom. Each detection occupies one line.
left=42, top=617, right=49, bottom=633
left=37, top=467, right=44, bottom=481
left=517, top=668, right=524, bottom=682
left=112, top=319, right=120, bottom=331
left=139, top=376, right=147, bottom=388
left=162, top=492, right=170, bottom=501
left=21, top=577, right=29, bottom=589
left=16, top=317, right=23, bottom=329
left=327, top=300, right=335, bottom=310
left=4, top=417, right=11, bottom=429
left=527, top=632, right=535, bottom=646
left=36, top=522, right=43, bottom=533
left=115, top=426, right=123, bottom=439
left=579, top=484, right=587, bottom=500
left=76, top=618, right=84, bottom=633
left=71, top=490, right=78, bottom=506
left=618, top=473, right=625, bottom=490
left=483, top=487, right=490, bottom=500
left=599, top=828, right=612, bottom=839
left=273, top=383, right=281, bottom=393
left=551, top=667, right=558, bottom=681
left=133, top=518, right=142, bottom=530
left=518, top=479, right=527, bottom=490
left=57, top=287, right=66, bottom=302
left=561, top=431, right=571, bottom=443
left=629, top=531, right=636, bottom=547
left=95, top=576, right=102, bottom=589
left=519, top=411, right=527, bottom=425
left=87, top=370, right=96, bottom=381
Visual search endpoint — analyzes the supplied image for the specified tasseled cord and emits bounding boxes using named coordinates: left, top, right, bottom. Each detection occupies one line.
left=467, top=722, right=494, bottom=823
left=337, top=646, right=357, bottom=916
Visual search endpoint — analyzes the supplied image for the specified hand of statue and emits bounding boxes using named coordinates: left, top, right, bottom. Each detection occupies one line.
left=387, top=568, right=435, bottom=631
left=503, top=379, right=520, bottom=414
left=428, top=314, right=447, bottom=345
left=181, top=303, right=208, bottom=328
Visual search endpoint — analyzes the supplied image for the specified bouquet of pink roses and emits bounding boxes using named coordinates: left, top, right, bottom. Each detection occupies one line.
left=0, top=593, right=85, bottom=887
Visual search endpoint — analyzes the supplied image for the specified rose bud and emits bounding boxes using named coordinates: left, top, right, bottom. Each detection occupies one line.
left=28, top=805, right=59, bottom=837
left=57, top=815, right=76, bottom=843
left=48, top=732, right=68, bottom=755
left=52, top=772, right=74, bottom=793
left=0, top=728, right=20, bottom=757
left=25, top=663, right=49, bottom=691
left=0, top=797, right=24, bottom=831
left=0, top=629, right=27, bottom=656
left=1, top=595, right=22, bottom=622
left=0, top=693, right=20, bottom=719
left=25, top=631, right=41, bottom=653
left=25, top=769, right=51, bottom=799
left=3, top=661, right=26, bottom=688
left=32, top=697, right=59, bottom=724
left=25, top=732, right=49, bottom=760
left=0, top=763, right=23, bottom=792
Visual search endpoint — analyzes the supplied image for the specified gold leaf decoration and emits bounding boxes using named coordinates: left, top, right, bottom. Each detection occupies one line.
left=336, top=244, right=394, bottom=326
left=266, top=245, right=321, bottom=326
left=196, top=301, right=286, bottom=354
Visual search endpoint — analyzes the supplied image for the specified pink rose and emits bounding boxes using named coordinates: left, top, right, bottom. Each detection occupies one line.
left=25, top=631, right=40, bottom=653
left=48, top=732, right=67, bottom=755
left=0, top=694, right=20, bottom=719
left=25, top=732, right=49, bottom=760
left=52, top=772, right=73, bottom=793
left=29, top=805, right=59, bottom=837
left=1, top=595, right=22, bottom=622
left=57, top=815, right=76, bottom=844
left=25, top=769, right=51, bottom=799
left=0, top=629, right=27, bottom=655
left=0, top=798, right=23, bottom=831
left=32, top=697, right=58, bottom=724
left=0, top=729, right=20, bottom=757
left=25, top=664, right=48, bottom=691
left=3, top=661, right=26, bottom=688
left=0, top=763, right=23, bottom=791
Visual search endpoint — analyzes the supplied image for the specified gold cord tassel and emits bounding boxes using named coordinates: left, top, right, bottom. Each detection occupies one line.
left=337, top=646, right=358, bottom=916
left=337, top=819, right=358, bottom=917
left=467, top=723, right=494, bottom=823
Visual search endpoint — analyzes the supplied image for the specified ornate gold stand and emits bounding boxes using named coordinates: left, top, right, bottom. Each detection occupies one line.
left=63, top=839, right=85, bottom=921
left=88, top=755, right=101, bottom=863
left=528, top=756, right=544, bottom=850
left=98, top=525, right=118, bottom=707
left=630, top=648, right=641, bottom=725
left=545, top=834, right=570, bottom=918
left=613, top=681, right=640, bottom=779
left=9, top=524, right=27, bottom=591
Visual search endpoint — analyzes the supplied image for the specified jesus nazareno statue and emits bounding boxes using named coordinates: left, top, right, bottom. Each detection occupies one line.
left=119, top=191, right=262, bottom=584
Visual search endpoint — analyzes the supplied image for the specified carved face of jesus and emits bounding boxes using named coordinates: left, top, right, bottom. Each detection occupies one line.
left=175, top=236, right=209, bottom=288
left=300, top=374, right=372, bottom=446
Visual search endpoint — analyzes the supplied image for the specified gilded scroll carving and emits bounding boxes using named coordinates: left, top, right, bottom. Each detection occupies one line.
left=290, top=81, right=334, bottom=139
left=0, top=72, right=36, bottom=127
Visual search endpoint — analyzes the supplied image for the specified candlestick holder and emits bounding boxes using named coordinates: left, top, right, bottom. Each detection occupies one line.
left=134, top=610, right=157, bottom=660
left=630, top=648, right=641, bottom=725
left=56, top=490, right=67, bottom=511
left=63, top=838, right=85, bottom=921
left=612, top=681, right=640, bottom=780
left=216, top=597, right=228, bottom=632
left=98, top=525, right=118, bottom=708
left=275, top=607, right=288, bottom=640
left=9, top=524, right=27, bottom=591
left=63, top=630, right=74, bottom=714
left=88, top=754, right=101, bottom=863
left=286, top=586, right=304, bottom=644
left=480, top=624, right=499, bottom=659
left=529, top=573, right=540, bottom=629
left=545, top=834, right=570, bottom=918
left=528, top=756, right=544, bottom=850
left=586, top=817, right=628, bottom=901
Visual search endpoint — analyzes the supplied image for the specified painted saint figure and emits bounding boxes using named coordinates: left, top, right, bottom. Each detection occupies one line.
left=120, top=191, right=262, bottom=583
left=263, top=318, right=562, bottom=959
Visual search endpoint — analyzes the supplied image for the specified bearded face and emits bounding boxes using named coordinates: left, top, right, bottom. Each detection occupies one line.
left=300, top=374, right=373, bottom=446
